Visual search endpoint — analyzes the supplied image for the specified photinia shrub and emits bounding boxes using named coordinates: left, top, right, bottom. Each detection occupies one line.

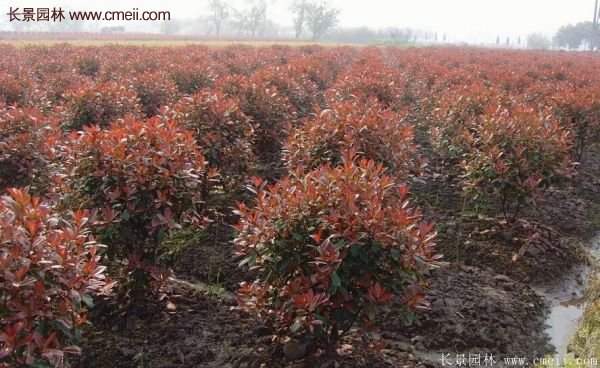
left=0, top=72, right=28, bottom=107
left=59, top=118, right=217, bottom=300
left=551, top=85, right=600, bottom=163
left=253, top=66, right=322, bottom=118
left=284, top=98, right=418, bottom=179
left=294, top=53, right=344, bottom=92
left=331, top=61, right=405, bottom=109
left=217, top=75, right=296, bottom=170
left=75, top=56, right=101, bottom=78
left=167, top=90, right=255, bottom=193
left=36, top=72, right=88, bottom=110
left=62, top=81, right=141, bottom=130
left=461, top=106, right=573, bottom=220
left=235, top=151, right=440, bottom=352
left=170, top=65, right=215, bottom=95
left=429, top=84, right=505, bottom=164
left=132, top=72, right=179, bottom=118
left=0, top=188, right=109, bottom=368
left=0, top=107, right=60, bottom=194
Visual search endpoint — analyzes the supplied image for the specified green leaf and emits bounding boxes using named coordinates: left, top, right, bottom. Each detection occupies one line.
left=290, top=319, right=303, bottom=333
left=331, top=271, right=341, bottom=291
left=31, top=361, right=53, bottom=368
left=82, top=294, right=94, bottom=308
left=238, top=253, right=256, bottom=268
left=350, top=245, right=361, bottom=257
left=292, top=232, right=304, bottom=242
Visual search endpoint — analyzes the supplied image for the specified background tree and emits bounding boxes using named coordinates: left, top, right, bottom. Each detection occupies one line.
left=387, top=27, right=414, bottom=44
left=305, top=1, right=340, bottom=41
left=208, top=0, right=229, bottom=37
left=290, top=0, right=308, bottom=39
left=554, top=22, right=600, bottom=50
left=595, top=0, right=600, bottom=49
left=233, top=0, right=268, bottom=38
left=526, top=33, right=551, bottom=50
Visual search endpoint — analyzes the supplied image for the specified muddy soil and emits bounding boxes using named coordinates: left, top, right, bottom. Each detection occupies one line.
left=173, top=231, right=244, bottom=291
left=75, top=283, right=426, bottom=368
left=74, top=146, right=600, bottom=368
left=397, top=266, right=549, bottom=355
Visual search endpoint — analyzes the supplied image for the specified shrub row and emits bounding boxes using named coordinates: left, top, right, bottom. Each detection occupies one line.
left=2, top=45, right=600, bottom=365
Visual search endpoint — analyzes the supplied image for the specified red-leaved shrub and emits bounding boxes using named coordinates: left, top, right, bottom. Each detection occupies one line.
left=235, top=151, right=440, bottom=351
left=461, top=106, right=572, bottom=219
left=550, top=85, right=600, bottom=162
left=253, top=66, right=322, bottom=118
left=62, top=81, right=141, bottom=130
left=0, top=72, right=28, bottom=106
left=75, top=56, right=101, bottom=78
left=59, top=118, right=216, bottom=299
left=429, top=84, right=505, bottom=164
left=0, top=107, right=59, bottom=193
left=167, top=90, right=255, bottom=192
left=284, top=99, right=418, bottom=179
left=217, top=75, right=296, bottom=170
left=0, top=189, right=109, bottom=367
left=330, top=51, right=410, bottom=110
left=170, top=65, right=216, bottom=95
left=132, top=72, right=179, bottom=118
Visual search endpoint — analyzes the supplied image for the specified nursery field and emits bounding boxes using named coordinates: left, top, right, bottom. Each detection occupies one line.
left=0, top=44, right=600, bottom=368
left=0, top=39, right=351, bottom=48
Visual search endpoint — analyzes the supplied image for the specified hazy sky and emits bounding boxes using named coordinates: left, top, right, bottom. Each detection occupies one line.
left=0, top=0, right=595, bottom=43
left=326, top=0, right=593, bottom=41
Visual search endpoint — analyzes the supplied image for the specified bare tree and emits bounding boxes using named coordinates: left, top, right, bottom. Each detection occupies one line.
left=208, top=0, right=229, bottom=37
left=554, top=21, right=599, bottom=50
left=595, top=0, right=599, bottom=28
left=291, top=0, right=308, bottom=39
left=387, top=27, right=414, bottom=44
left=593, top=0, right=600, bottom=49
left=527, top=33, right=551, bottom=50
left=305, top=1, right=339, bottom=41
left=233, top=0, right=268, bottom=38
left=250, top=0, right=268, bottom=37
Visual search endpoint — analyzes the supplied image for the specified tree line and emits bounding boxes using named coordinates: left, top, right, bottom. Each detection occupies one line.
left=203, top=0, right=340, bottom=40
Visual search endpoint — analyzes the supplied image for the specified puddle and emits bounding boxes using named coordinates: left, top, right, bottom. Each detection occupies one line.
left=545, top=303, right=585, bottom=357
left=538, top=234, right=600, bottom=358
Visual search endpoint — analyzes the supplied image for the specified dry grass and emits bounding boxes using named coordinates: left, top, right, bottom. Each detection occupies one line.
left=570, top=273, right=600, bottom=359
left=570, top=234, right=600, bottom=361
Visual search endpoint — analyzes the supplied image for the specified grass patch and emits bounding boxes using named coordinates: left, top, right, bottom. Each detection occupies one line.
left=570, top=273, right=600, bottom=360
left=169, top=277, right=234, bottom=303
left=535, top=354, right=599, bottom=368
